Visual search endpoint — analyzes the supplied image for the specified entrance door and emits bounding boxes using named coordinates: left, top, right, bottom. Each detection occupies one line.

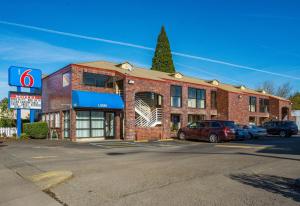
left=105, top=112, right=115, bottom=139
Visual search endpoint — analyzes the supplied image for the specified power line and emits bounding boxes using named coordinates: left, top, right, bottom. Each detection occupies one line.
left=0, top=20, right=299, bottom=80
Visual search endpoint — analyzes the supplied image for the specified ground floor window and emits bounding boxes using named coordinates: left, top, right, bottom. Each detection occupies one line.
left=249, top=116, right=256, bottom=125
left=64, top=111, right=70, bottom=138
left=171, top=114, right=181, bottom=132
left=76, top=110, right=114, bottom=138
left=188, top=114, right=205, bottom=124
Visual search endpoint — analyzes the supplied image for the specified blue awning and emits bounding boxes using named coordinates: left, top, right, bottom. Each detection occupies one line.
left=72, top=90, right=124, bottom=109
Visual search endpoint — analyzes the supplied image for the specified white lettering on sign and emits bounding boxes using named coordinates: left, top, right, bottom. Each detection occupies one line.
left=98, top=104, right=108, bottom=108
left=9, top=93, right=42, bottom=110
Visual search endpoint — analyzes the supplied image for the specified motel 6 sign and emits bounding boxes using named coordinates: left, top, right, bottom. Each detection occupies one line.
left=8, top=66, right=42, bottom=88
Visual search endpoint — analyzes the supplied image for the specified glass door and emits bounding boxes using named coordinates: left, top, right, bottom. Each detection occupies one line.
left=105, top=112, right=115, bottom=138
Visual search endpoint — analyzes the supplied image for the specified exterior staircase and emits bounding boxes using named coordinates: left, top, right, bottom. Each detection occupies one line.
left=135, top=95, right=162, bottom=127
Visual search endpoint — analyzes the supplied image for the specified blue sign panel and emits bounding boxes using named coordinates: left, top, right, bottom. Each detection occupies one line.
left=8, top=66, right=42, bottom=88
left=72, top=90, right=124, bottom=109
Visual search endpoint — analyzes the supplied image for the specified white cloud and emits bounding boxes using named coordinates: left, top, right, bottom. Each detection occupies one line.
left=0, top=35, right=104, bottom=64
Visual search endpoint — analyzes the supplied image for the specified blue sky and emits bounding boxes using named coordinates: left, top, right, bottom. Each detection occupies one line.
left=0, top=0, right=300, bottom=99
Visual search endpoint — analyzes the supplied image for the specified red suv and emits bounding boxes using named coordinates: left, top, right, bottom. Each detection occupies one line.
left=177, top=120, right=236, bottom=143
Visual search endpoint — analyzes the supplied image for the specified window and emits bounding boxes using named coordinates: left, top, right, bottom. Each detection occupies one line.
left=259, top=98, right=269, bottom=113
left=42, top=115, right=46, bottom=122
left=91, top=111, right=104, bottom=137
left=211, top=91, right=217, bottom=109
left=188, top=114, right=205, bottom=124
left=83, top=72, right=114, bottom=88
left=45, top=114, right=49, bottom=126
left=76, top=111, right=106, bottom=138
left=62, top=72, right=70, bottom=87
left=55, top=113, right=60, bottom=128
left=211, top=121, right=221, bottom=128
left=63, top=111, right=70, bottom=138
left=170, top=114, right=181, bottom=131
left=188, top=88, right=206, bottom=109
left=171, top=85, right=182, bottom=107
left=50, top=113, right=55, bottom=128
left=249, top=96, right=257, bottom=112
left=76, top=111, right=90, bottom=138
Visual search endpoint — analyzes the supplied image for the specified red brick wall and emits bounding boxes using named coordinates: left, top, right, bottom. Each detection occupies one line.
left=42, top=66, right=72, bottom=113
left=136, top=127, right=163, bottom=141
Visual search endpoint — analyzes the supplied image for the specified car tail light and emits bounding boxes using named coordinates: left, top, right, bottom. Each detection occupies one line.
left=224, top=127, right=230, bottom=136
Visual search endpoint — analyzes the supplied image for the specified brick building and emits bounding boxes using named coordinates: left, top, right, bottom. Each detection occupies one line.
left=42, top=61, right=291, bottom=141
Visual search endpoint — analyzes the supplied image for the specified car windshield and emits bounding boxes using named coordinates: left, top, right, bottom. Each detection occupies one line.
left=283, top=121, right=297, bottom=126
left=223, top=121, right=235, bottom=128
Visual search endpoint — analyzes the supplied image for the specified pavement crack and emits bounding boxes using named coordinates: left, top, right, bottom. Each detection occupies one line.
left=43, top=189, right=69, bottom=206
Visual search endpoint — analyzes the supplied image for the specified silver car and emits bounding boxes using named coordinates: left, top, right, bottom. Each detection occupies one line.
left=243, top=125, right=267, bottom=139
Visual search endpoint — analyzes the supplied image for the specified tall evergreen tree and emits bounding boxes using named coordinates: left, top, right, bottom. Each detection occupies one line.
left=151, top=26, right=175, bottom=73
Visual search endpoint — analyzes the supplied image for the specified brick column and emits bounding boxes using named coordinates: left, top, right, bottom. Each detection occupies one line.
left=114, top=111, right=121, bottom=139
left=70, top=109, right=76, bottom=141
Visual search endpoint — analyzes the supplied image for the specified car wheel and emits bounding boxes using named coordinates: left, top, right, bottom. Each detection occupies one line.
left=279, top=130, right=287, bottom=138
left=209, top=134, right=219, bottom=143
left=179, top=132, right=186, bottom=140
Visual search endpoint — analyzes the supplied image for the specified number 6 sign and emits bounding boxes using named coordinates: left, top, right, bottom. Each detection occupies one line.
left=8, top=66, right=42, bottom=88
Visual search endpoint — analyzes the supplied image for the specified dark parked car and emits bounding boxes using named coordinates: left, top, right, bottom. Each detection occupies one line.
left=262, top=121, right=298, bottom=137
left=177, top=120, right=236, bottom=143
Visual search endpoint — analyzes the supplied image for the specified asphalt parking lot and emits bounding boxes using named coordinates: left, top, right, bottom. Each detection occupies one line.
left=1, top=136, right=300, bottom=206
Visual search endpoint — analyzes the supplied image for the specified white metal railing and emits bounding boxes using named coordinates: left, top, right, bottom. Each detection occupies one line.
left=135, top=94, right=163, bottom=127
left=135, top=98, right=151, bottom=118
left=0, top=127, right=17, bottom=137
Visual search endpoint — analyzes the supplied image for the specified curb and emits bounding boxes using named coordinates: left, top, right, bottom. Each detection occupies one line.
left=134, top=140, right=149, bottom=143
left=158, top=138, right=174, bottom=142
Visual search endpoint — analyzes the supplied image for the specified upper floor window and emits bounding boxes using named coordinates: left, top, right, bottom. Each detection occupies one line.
left=83, top=72, right=114, bottom=88
left=62, top=72, right=70, bottom=87
left=211, top=91, right=217, bottom=109
left=259, top=98, right=269, bottom=113
left=249, top=96, right=256, bottom=112
left=171, top=85, right=182, bottom=107
left=188, top=88, right=206, bottom=109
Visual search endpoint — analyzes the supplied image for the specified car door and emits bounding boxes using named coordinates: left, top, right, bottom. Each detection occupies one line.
left=185, top=122, right=198, bottom=139
left=268, top=122, right=277, bottom=134
left=200, top=122, right=210, bottom=140
left=264, top=122, right=273, bottom=134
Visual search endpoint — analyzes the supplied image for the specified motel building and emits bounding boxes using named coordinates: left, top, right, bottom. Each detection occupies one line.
left=41, top=61, right=292, bottom=141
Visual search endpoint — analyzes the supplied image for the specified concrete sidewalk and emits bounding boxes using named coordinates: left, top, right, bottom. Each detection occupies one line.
left=0, top=164, right=60, bottom=206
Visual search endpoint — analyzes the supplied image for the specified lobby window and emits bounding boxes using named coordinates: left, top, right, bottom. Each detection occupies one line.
left=83, top=72, right=114, bottom=88
left=55, top=113, right=60, bottom=128
left=76, top=111, right=90, bottom=138
left=76, top=111, right=105, bottom=138
left=63, top=111, right=70, bottom=138
left=211, top=91, right=217, bottom=109
left=249, top=96, right=256, bottom=112
left=259, top=98, right=269, bottom=113
left=171, top=85, right=182, bottom=108
left=188, top=88, right=206, bottom=109
left=91, top=111, right=105, bottom=137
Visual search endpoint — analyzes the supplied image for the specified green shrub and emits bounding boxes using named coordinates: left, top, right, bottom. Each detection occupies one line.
left=20, top=133, right=29, bottom=140
left=23, top=122, right=48, bottom=139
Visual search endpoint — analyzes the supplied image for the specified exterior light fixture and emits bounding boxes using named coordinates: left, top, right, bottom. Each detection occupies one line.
left=128, top=80, right=135, bottom=84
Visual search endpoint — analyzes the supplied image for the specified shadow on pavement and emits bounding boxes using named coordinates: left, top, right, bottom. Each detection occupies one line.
left=230, top=173, right=300, bottom=202
left=230, top=136, right=300, bottom=156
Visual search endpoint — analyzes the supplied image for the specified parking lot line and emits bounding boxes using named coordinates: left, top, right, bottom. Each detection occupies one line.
left=215, top=145, right=272, bottom=149
left=32, top=156, right=57, bottom=159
